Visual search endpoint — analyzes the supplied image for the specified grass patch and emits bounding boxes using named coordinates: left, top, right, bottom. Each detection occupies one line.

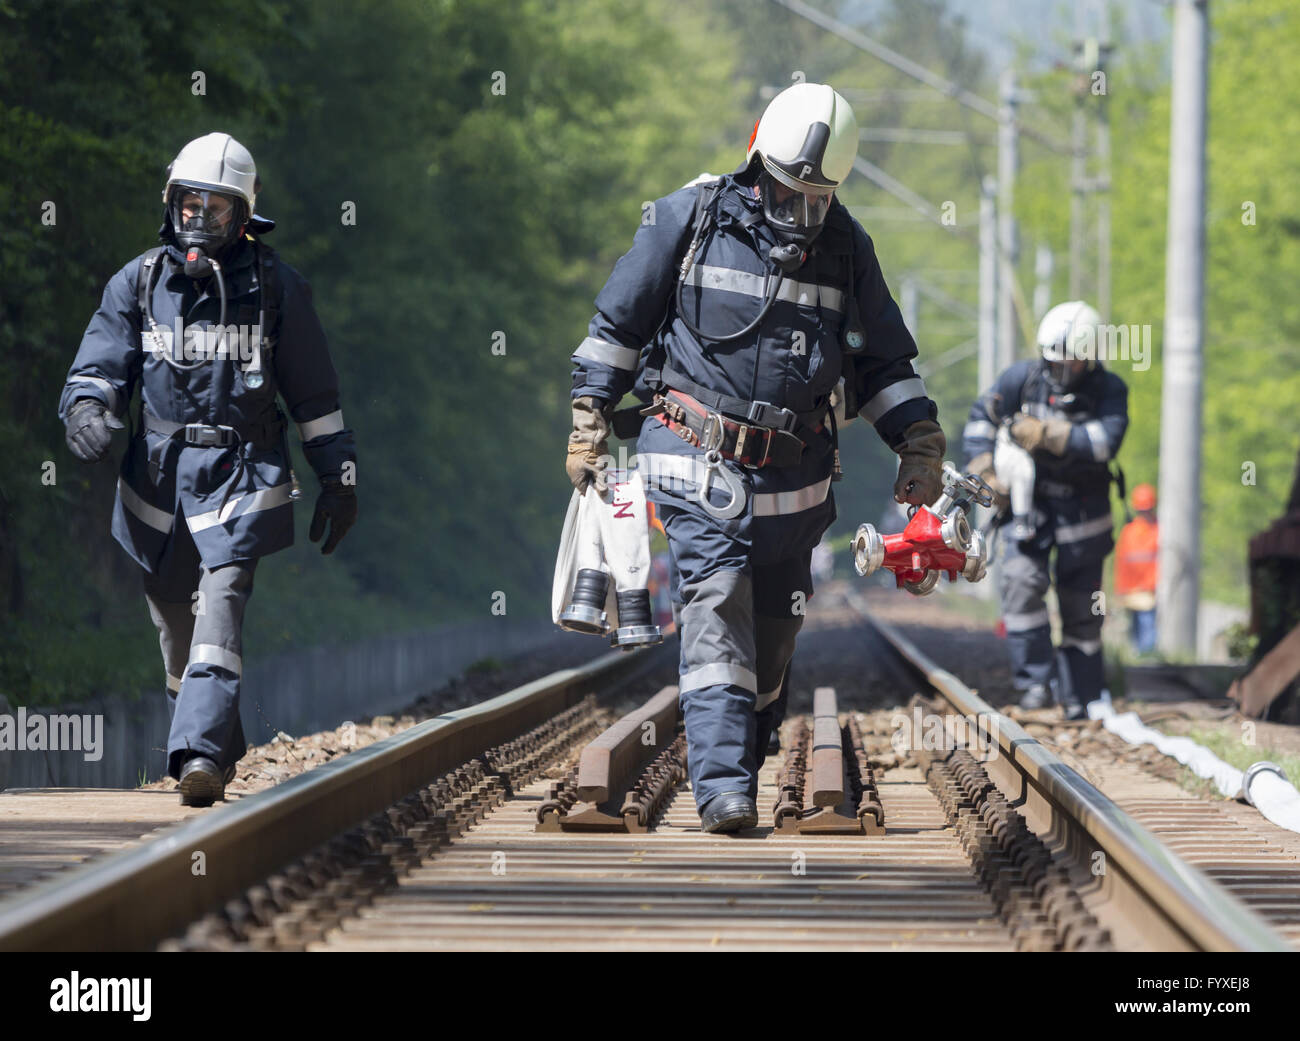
left=465, top=657, right=504, bottom=676
left=1158, top=722, right=1300, bottom=799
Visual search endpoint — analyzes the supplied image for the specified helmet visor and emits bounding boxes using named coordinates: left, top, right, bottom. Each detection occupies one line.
left=1046, top=358, right=1088, bottom=390
left=170, top=187, right=244, bottom=251
left=760, top=173, right=832, bottom=244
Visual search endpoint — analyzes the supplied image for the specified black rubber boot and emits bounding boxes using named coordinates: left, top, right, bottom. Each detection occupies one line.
left=700, top=792, right=758, bottom=834
left=179, top=755, right=225, bottom=807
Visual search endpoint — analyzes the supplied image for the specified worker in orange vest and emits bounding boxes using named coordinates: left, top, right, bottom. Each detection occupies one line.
left=1115, top=484, right=1158, bottom=654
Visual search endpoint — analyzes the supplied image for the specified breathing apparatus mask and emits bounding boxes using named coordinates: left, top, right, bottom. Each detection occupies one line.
left=758, top=171, right=833, bottom=249
left=168, top=186, right=247, bottom=277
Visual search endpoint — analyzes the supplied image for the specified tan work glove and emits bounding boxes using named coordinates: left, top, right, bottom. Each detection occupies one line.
left=1010, top=414, right=1072, bottom=456
left=893, top=419, right=946, bottom=506
left=967, top=451, right=1010, bottom=513
left=566, top=396, right=612, bottom=493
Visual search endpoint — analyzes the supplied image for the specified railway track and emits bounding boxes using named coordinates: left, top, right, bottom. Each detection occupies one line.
left=0, top=592, right=1291, bottom=952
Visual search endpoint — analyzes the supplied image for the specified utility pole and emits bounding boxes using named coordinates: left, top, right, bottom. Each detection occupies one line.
left=996, top=69, right=1020, bottom=371
left=1034, top=241, right=1054, bottom=321
left=1096, top=4, right=1113, bottom=319
left=979, top=177, right=998, bottom=394
left=1157, top=0, right=1209, bottom=657
left=1069, top=15, right=1089, bottom=302
left=901, top=275, right=920, bottom=340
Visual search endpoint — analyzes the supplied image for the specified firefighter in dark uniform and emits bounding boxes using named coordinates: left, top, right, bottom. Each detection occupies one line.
left=565, top=84, right=945, bottom=832
left=962, top=301, right=1128, bottom=719
left=59, top=133, right=358, bottom=804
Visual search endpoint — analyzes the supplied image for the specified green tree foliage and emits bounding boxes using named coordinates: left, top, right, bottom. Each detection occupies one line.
left=0, top=0, right=741, bottom=703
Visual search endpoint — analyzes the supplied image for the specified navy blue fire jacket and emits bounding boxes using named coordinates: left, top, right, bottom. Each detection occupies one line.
left=570, top=172, right=938, bottom=555
left=59, top=236, right=356, bottom=572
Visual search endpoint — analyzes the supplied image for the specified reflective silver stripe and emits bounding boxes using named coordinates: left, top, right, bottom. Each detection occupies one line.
left=1056, top=513, right=1113, bottom=545
left=755, top=683, right=783, bottom=711
left=186, top=482, right=294, bottom=534
left=685, top=264, right=843, bottom=314
left=859, top=377, right=928, bottom=424
left=753, top=476, right=832, bottom=517
left=963, top=420, right=997, bottom=442
left=1061, top=635, right=1103, bottom=655
left=574, top=336, right=639, bottom=371
left=298, top=409, right=345, bottom=441
left=187, top=643, right=242, bottom=677
left=117, top=478, right=174, bottom=533
left=1003, top=608, right=1050, bottom=632
left=69, top=375, right=119, bottom=414
left=1084, top=420, right=1111, bottom=461
left=636, top=453, right=828, bottom=517
left=679, top=662, right=757, bottom=695
left=166, top=673, right=182, bottom=693
left=636, top=452, right=714, bottom=491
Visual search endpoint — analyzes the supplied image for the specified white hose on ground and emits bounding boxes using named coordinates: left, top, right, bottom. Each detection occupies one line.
left=1087, top=700, right=1300, bottom=834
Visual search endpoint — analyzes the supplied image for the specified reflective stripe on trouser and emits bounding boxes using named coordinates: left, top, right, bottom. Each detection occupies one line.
left=661, top=503, right=814, bottom=808
left=144, top=555, right=257, bottom=779
left=998, top=539, right=1055, bottom=694
left=677, top=567, right=760, bottom=805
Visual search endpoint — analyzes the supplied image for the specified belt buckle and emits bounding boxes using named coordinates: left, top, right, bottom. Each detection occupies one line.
left=185, top=423, right=224, bottom=447
left=699, top=412, right=725, bottom=455
left=747, top=399, right=797, bottom=433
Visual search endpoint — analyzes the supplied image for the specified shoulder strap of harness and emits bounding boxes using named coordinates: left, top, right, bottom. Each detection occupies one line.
left=252, top=238, right=281, bottom=343
left=136, top=246, right=167, bottom=317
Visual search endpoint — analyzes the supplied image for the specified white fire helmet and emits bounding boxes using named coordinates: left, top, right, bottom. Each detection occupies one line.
left=746, top=83, right=858, bottom=244
left=1036, top=299, right=1102, bottom=390
left=162, top=133, right=259, bottom=253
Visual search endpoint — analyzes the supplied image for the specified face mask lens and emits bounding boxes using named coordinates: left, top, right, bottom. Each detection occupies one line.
left=180, top=191, right=233, bottom=231
left=761, top=175, right=832, bottom=243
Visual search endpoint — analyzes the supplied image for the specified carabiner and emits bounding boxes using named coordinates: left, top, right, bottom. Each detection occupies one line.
left=695, top=414, right=746, bottom=519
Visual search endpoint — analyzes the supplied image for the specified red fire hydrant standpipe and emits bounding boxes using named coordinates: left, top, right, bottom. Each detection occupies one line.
left=853, top=464, right=995, bottom=596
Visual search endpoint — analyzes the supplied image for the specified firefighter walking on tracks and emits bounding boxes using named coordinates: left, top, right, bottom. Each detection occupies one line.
left=963, top=301, right=1129, bottom=719
left=59, top=133, right=358, bottom=805
left=565, top=84, right=945, bottom=832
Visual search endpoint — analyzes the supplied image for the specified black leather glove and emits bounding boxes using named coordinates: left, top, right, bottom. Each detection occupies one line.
left=64, top=399, right=123, bottom=463
left=309, top=482, right=358, bottom=554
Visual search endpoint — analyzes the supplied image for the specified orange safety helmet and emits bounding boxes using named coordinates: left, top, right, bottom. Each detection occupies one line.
left=1132, top=483, right=1156, bottom=511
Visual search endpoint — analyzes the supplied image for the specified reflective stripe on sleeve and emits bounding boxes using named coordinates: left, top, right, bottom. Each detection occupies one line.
left=679, top=662, right=758, bottom=695
left=187, top=643, right=243, bottom=677
left=298, top=409, right=345, bottom=441
left=166, top=673, right=182, bottom=693
left=1055, top=513, right=1113, bottom=545
left=69, top=375, right=119, bottom=414
left=859, top=377, right=928, bottom=424
left=1061, top=635, right=1103, bottom=655
left=1084, top=420, right=1111, bottom=461
left=574, top=336, right=640, bottom=371
left=963, top=420, right=997, bottom=442
left=118, top=478, right=174, bottom=534
left=186, top=483, right=294, bottom=534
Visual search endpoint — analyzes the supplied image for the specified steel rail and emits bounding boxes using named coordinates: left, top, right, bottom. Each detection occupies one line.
left=0, top=643, right=669, bottom=952
left=843, top=588, right=1289, bottom=952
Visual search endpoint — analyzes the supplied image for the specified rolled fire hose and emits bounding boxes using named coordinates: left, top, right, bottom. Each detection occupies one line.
left=1088, top=700, right=1300, bottom=834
